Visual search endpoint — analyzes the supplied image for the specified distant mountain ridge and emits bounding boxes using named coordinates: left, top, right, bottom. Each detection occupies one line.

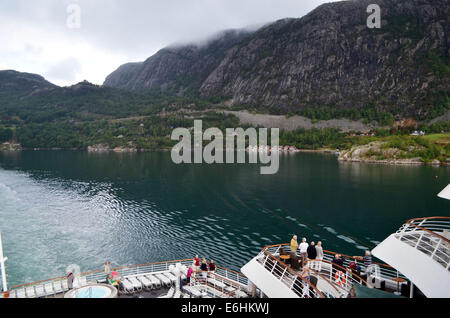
left=104, top=0, right=450, bottom=119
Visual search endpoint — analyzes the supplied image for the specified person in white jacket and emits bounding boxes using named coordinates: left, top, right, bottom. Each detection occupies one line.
left=299, top=238, right=309, bottom=266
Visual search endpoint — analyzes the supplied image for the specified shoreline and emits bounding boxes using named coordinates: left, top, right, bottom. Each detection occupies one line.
left=2, top=147, right=449, bottom=167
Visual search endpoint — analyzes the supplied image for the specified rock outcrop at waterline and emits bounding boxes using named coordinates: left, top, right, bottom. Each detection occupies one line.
left=104, top=0, right=450, bottom=118
left=338, top=141, right=449, bottom=166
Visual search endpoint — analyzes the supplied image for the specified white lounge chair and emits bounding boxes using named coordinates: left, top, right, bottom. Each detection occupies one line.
left=183, top=286, right=202, bottom=298
left=137, top=276, right=153, bottom=290
left=121, top=279, right=135, bottom=294
left=146, top=275, right=161, bottom=289
left=164, top=272, right=177, bottom=284
left=127, top=277, right=143, bottom=291
left=155, top=274, right=171, bottom=287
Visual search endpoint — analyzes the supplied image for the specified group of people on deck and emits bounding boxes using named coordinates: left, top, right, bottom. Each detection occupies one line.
left=289, top=235, right=373, bottom=279
left=290, top=235, right=324, bottom=270
left=186, top=255, right=216, bottom=284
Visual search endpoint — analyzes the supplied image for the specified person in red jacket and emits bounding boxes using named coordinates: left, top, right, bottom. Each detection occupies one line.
left=208, top=259, right=216, bottom=272
left=194, top=254, right=200, bottom=272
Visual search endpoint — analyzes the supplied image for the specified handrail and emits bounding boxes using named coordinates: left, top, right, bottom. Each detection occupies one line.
left=305, top=259, right=369, bottom=286
left=401, top=217, right=450, bottom=244
left=406, top=216, right=450, bottom=223
left=304, top=263, right=341, bottom=295
left=319, top=259, right=371, bottom=289
left=208, top=271, right=246, bottom=289
left=215, top=265, right=247, bottom=280
left=323, top=250, right=394, bottom=269
left=190, top=276, right=236, bottom=298
left=261, top=246, right=325, bottom=298
left=190, top=275, right=235, bottom=298
left=262, top=243, right=395, bottom=269
left=9, top=258, right=195, bottom=290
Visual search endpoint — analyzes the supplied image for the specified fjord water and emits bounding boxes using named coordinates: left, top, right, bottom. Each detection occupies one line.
left=0, top=151, right=449, bottom=287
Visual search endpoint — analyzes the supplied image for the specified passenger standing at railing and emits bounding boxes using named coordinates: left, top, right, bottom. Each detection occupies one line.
left=332, top=254, right=345, bottom=274
left=186, top=266, right=193, bottom=284
left=316, top=241, right=324, bottom=272
left=307, top=241, right=317, bottom=260
left=290, top=235, right=299, bottom=263
left=194, top=254, right=200, bottom=273
left=67, top=271, right=74, bottom=290
left=307, top=241, right=317, bottom=271
left=353, top=251, right=372, bottom=274
left=200, top=258, right=208, bottom=280
left=208, top=259, right=216, bottom=272
left=104, top=261, right=111, bottom=283
left=299, top=238, right=309, bottom=267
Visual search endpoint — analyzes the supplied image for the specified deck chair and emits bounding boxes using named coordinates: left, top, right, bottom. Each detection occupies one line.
left=137, top=276, right=153, bottom=290
left=187, top=286, right=203, bottom=298
left=127, top=277, right=143, bottom=291
left=146, top=275, right=161, bottom=289
left=155, top=274, right=171, bottom=287
left=164, top=272, right=177, bottom=284
left=121, top=279, right=135, bottom=294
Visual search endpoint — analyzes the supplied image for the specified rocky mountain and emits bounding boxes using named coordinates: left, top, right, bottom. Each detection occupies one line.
left=104, top=0, right=449, bottom=119
left=104, top=29, right=252, bottom=94
left=0, top=70, right=57, bottom=97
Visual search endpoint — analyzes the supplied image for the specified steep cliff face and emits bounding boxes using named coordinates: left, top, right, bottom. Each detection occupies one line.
left=104, top=29, right=252, bottom=94
left=104, top=0, right=449, bottom=118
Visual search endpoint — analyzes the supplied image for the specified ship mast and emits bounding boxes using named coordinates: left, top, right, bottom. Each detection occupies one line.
left=0, top=231, right=8, bottom=292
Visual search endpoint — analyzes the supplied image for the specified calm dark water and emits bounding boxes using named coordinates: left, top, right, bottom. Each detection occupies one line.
left=0, top=151, right=449, bottom=286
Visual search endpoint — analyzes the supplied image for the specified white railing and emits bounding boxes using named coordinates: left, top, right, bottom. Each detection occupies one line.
left=263, top=244, right=406, bottom=297
left=322, top=250, right=407, bottom=282
left=257, top=246, right=324, bottom=298
left=7, top=259, right=194, bottom=298
left=395, top=217, right=450, bottom=271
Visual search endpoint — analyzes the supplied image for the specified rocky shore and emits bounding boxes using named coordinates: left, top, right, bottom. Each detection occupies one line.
left=338, top=142, right=450, bottom=166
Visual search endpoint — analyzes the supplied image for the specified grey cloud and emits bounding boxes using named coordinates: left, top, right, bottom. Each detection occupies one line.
left=0, top=0, right=337, bottom=85
left=45, top=57, right=82, bottom=83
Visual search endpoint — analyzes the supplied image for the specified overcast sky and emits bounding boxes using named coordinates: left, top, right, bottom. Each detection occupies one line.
left=0, top=0, right=338, bottom=87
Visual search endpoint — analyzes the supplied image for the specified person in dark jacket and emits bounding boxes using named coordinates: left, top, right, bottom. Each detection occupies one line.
left=307, top=241, right=317, bottom=260
left=332, top=254, right=345, bottom=271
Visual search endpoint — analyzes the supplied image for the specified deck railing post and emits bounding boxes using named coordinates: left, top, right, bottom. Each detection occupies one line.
left=431, top=240, right=441, bottom=261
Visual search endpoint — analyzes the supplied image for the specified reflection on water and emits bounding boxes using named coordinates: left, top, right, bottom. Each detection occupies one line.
left=0, top=151, right=449, bottom=286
